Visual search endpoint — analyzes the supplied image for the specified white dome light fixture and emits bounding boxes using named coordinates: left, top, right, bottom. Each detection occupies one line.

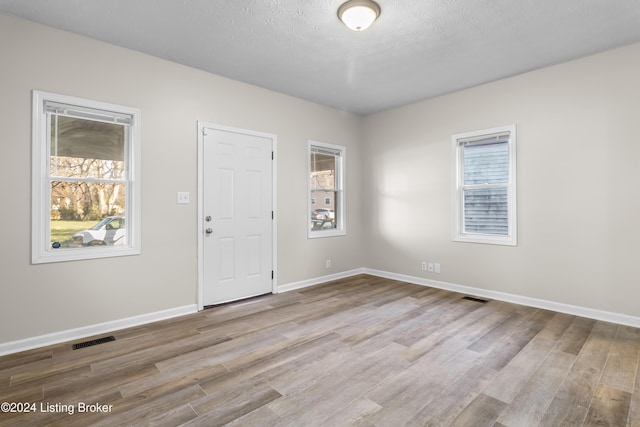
left=338, top=0, right=381, bottom=31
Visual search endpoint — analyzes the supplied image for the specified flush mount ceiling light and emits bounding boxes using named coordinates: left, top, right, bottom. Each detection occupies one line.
left=337, top=0, right=381, bottom=31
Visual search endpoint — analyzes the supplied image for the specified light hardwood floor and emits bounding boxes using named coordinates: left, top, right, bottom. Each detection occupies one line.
left=2, top=274, right=640, bottom=426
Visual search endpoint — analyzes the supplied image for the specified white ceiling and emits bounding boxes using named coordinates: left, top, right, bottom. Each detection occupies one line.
left=2, top=0, right=640, bottom=115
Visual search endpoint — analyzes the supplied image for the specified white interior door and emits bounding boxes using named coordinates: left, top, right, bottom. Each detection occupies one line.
left=201, top=125, right=274, bottom=305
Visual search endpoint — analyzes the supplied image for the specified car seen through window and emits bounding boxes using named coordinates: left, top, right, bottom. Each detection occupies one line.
left=72, top=216, right=126, bottom=246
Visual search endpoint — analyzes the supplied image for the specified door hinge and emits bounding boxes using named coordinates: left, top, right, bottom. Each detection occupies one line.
left=272, top=211, right=274, bottom=220
left=271, top=270, right=274, bottom=280
left=272, top=151, right=274, bottom=160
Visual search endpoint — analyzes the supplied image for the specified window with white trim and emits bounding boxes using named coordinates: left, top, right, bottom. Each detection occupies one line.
left=308, top=141, right=345, bottom=238
left=452, top=125, right=517, bottom=246
left=32, top=91, right=141, bottom=263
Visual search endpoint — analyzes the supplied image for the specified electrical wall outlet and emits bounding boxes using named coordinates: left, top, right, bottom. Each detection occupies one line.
left=434, top=263, right=441, bottom=274
left=421, top=261, right=427, bottom=271
left=326, top=259, right=331, bottom=269
left=428, top=263, right=434, bottom=272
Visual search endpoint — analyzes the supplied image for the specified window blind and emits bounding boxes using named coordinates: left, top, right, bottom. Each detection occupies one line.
left=44, top=100, right=132, bottom=125
left=458, top=131, right=510, bottom=147
left=310, top=145, right=342, bottom=157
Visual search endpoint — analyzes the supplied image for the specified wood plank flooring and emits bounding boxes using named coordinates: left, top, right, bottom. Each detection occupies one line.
left=2, top=274, right=640, bottom=426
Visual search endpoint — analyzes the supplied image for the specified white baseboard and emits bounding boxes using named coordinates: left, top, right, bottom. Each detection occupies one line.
left=6, top=268, right=640, bottom=357
left=280, top=267, right=640, bottom=329
left=363, top=268, right=640, bottom=329
left=276, top=268, right=366, bottom=293
left=0, top=304, right=198, bottom=357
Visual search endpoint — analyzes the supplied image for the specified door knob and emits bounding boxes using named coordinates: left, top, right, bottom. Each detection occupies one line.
left=205, top=228, right=213, bottom=235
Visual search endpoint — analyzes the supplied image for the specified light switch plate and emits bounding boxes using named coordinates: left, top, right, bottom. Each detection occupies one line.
left=177, top=192, right=190, bottom=204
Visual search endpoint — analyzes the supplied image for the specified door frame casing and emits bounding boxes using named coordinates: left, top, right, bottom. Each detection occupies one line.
left=197, top=121, right=278, bottom=311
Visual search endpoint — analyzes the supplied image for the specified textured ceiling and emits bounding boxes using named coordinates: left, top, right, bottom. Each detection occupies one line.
left=2, top=0, right=640, bottom=115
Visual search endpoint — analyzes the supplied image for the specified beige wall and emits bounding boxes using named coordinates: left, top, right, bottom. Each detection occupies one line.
left=0, top=14, right=364, bottom=343
left=363, top=42, right=640, bottom=317
left=3, top=11, right=640, bottom=347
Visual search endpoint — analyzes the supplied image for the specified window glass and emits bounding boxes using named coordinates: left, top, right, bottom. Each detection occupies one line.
left=463, top=141, right=508, bottom=185
left=50, top=116, right=125, bottom=179
left=463, top=187, right=508, bottom=235
left=50, top=181, right=127, bottom=247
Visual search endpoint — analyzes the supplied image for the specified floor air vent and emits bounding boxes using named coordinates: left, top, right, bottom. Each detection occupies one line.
left=72, top=335, right=116, bottom=350
left=462, top=296, right=489, bottom=304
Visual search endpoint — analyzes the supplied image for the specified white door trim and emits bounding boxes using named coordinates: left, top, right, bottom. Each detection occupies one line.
left=197, top=121, right=278, bottom=311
